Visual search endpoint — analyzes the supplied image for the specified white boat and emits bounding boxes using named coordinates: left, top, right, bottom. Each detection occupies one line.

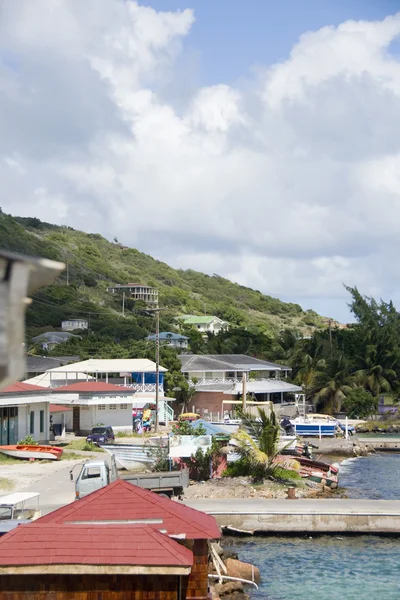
left=101, top=444, right=158, bottom=471
left=290, top=416, right=337, bottom=437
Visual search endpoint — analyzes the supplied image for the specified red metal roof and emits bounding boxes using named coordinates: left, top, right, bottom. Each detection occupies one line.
left=50, top=404, right=73, bottom=413
left=40, top=480, right=220, bottom=540
left=53, top=381, right=133, bottom=393
left=0, top=523, right=193, bottom=567
left=0, top=382, right=48, bottom=393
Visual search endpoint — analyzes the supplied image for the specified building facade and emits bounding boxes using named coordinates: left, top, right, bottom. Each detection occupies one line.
left=107, top=283, right=159, bottom=306
left=0, top=383, right=51, bottom=444
left=146, top=332, right=189, bottom=349
left=179, top=315, right=229, bottom=334
left=61, top=319, right=88, bottom=331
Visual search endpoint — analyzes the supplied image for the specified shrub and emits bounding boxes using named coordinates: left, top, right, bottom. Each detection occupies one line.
left=343, top=389, right=377, bottom=419
left=18, top=435, right=38, bottom=445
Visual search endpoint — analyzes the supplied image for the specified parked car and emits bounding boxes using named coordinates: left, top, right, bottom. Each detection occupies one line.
left=86, top=426, right=115, bottom=446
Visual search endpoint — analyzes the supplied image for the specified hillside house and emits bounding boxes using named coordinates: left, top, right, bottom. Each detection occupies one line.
left=0, top=383, right=51, bottom=444
left=24, top=358, right=167, bottom=392
left=31, top=331, right=81, bottom=351
left=179, top=315, right=229, bottom=335
left=50, top=381, right=135, bottom=435
left=25, top=356, right=80, bottom=379
left=0, top=480, right=220, bottom=600
left=61, top=319, right=88, bottom=331
left=107, top=283, right=159, bottom=306
left=179, top=354, right=302, bottom=418
left=147, top=331, right=189, bottom=349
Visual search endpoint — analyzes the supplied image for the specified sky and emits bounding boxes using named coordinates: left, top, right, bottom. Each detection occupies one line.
left=1, top=0, right=400, bottom=323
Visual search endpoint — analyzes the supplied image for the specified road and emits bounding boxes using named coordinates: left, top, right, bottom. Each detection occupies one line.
left=23, top=462, right=82, bottom=515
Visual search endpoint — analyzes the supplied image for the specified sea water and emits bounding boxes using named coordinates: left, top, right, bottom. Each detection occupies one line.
left=227, top=452, right=400, bottom=600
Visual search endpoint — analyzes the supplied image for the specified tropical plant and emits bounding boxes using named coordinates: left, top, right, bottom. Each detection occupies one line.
left=343, top=389, right=377, bottom=419
left=232, top=406, right=282, bottom=482
left=310, top=355, right=354, bottom=413
left=18, top=435, right=38, bottom=445
left=353, top=346, right=396, bottom=397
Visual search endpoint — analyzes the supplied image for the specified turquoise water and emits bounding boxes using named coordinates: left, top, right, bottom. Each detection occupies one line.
left=227, top=453, right=400, bottom=599
left=227, top=536, right=400, bottom=600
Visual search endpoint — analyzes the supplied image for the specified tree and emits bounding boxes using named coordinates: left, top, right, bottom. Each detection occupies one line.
left=343, top=388, right=377, bottom=419
left=310, top=355, right=354, bottom=414
left=353, top=346, right=396, bottom=397
left=232, top=406, right=281, bottom=482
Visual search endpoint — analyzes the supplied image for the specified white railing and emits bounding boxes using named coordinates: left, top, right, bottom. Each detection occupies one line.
left=194, top=377, right=281, bottom=385
left=122, top=383, right=164, bottom=393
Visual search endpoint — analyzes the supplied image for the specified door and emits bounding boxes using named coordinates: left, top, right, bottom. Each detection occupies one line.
left=73, top=407, right=80, bottom=434
left=0, top=407, right=18, bottom=445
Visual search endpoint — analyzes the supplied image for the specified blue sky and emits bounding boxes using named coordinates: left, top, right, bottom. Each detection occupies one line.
left=144, top=0, right=400, bottom=85
left=3, top=0, right=400, bottom=323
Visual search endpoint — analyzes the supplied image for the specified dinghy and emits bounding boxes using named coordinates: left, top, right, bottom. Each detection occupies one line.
left=0, top=445, right=63, bottom=461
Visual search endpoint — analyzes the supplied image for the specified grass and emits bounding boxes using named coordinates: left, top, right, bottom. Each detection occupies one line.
left=356, top=420, right=400, bottom=432
left=0, top=454, right=23, bottom=465
left=116, top=431, right=154, bottom=438
left=60, top=452, right=88, bottom=461
left=63, top=440, right=104, bottom=453
left=0, top=478, right=15, bottom=491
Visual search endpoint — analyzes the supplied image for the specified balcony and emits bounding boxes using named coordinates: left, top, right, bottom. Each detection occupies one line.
left=123, top=383, right=164, bottom=393
left=194, top=376, right=280, bottom=385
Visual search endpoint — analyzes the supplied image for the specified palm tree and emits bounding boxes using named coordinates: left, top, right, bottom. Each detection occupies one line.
left=310, top=355, right=354, bottom=414
left=353, top=346, right=396, bottom=397
left=232, top=406, right=282, bottom=482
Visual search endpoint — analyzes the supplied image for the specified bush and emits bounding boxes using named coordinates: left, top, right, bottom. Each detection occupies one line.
left=343, top=389, right=377, bottom=419
left=171, top=421, right=207, bottom=436
left=18, top=435, right=38, bottom=445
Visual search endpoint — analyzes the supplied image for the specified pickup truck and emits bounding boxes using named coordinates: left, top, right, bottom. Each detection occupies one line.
left=72, top=456, right=189, bottom=500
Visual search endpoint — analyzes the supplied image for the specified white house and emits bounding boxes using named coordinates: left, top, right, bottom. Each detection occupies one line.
left=0, top=382, right=51, bottom=444
left=50, top=381, right=135, bottom=435
left=179, top=315, right=229, bottom=335
left=61, top=319, right=88, bottom=331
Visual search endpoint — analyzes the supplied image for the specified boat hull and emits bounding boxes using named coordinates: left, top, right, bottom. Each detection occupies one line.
left=0, top=445, right=63, bottom=461
left=292, top=423, right=337, bottom=437
left=102, top=444, right=158, bottom=471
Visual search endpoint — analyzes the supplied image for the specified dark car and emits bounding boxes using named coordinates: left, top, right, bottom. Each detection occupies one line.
left=86, top=426, right=115, bottom=446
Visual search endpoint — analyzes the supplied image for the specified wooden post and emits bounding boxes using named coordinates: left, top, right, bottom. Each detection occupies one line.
left=242, top=372, right=247, bottom=412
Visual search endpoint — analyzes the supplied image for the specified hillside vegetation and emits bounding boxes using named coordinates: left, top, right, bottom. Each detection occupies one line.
left=0, top=211, right=329, bottom=353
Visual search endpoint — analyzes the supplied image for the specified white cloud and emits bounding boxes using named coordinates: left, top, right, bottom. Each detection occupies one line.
left=1, top=1, right=400, bottom=321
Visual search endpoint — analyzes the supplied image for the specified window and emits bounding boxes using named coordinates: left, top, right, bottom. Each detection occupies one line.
left=109, top=405, right=117, bottom=410
left=30, top=411, right=35, bottom=435
left=81, top=467, right=101, bottom=480
left=40, top=410, right=44, bottom=433
left=98, top=405, right=106, bottom=410
left=81, top=406, right=90, bottom=411
left=120, top=404, right=127, bottom=410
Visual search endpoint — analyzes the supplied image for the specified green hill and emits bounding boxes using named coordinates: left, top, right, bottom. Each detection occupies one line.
left=0, top=210, right=329, bottom=355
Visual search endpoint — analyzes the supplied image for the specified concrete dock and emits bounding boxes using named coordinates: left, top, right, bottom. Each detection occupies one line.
left=184, top=498, right=400, bottom=534
left=358, top=437, right=400, bottom=451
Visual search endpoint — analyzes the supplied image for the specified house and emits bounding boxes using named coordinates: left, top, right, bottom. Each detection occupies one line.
left=61, top=319, right=88, bottom=331
left=179, top=315, right=229, bottom=335
left=0, top=480, right=220, bottom=600
left=147, top=331, right=189, bottom=349
left=25, top=355, right=80, bottom=379
left=50, top=381, right=135, bottom=435
left=107, top=282, right=159, bottom=306
left=24, top=358, right=167, bottom=391
left=0, top=382, right=51, bottom=444
left=31, top=331, right=81, bottom=351
left=179, top=354, right=302, bottom=419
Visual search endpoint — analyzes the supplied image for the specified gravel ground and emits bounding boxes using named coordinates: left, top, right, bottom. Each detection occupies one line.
left=0, top=457, right=86, bottom=493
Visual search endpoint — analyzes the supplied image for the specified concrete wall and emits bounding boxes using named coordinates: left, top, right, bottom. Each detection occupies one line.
left=79, top=404, right=133, bottom=434
left=52, top=411, right=73, bottom=430
left=191, top=392, right=235, bottom=420
left=18, top=402, right=49, bottom=443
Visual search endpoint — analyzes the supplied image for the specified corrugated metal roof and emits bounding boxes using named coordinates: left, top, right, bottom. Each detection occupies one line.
left=41, top=358, right=167, bottom=374
left=0, top=523, right=193, bottom=567
left=26, top=356, right=80, bottom=373
left=53, top=381, right=133, bottom=393
left=39, top=479, right=220, bottom=539
left=147, top=332, right=188, bottom=341
left=180, top=315, right=224, bottom=325
left=0, top=382, right=48, bottom=394
left=180, top=354, right=291, bottom=372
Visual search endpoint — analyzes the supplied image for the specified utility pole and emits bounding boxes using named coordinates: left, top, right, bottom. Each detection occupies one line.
left=242, top=372, right=247, bottom=412
left=66, top=261, right=69, bottom=286
left=328, top=319, right=333, bottom=359
left=122, top=291, right=125, bottom=317
left=155, top=307, right=160, bottom=433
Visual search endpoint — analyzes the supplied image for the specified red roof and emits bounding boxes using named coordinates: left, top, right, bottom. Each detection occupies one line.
left=0, top=523, right=193, bottom=567
left=53, top=381, right=133, bottom=393
left=40, top=480, right=220, bottom=540
left=0, top=382, right=48, bottom=394
left=50, top=404, right=73, bottom=413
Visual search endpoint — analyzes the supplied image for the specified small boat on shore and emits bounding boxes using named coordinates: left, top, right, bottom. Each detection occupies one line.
left=102, top=444, right=158, bottom=471
left=296, top=456, right=339, bottom=487
left=0, top=445, right=63, bottom=461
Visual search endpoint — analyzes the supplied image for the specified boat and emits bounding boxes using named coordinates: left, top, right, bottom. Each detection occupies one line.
left=102, top=444, right=160, bottom=471
left=289, top=416, right=337, bottom=437
left=296, top=456, right=339, bottom=487
left=0, top=445, right=63, bottom=461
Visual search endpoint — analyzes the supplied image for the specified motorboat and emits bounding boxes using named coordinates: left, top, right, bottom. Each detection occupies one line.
left=0, top=445, right=63, bottom=460
left=288, top=416, right=337, bottom=437
left=101, top=444, right=159, bottom=471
